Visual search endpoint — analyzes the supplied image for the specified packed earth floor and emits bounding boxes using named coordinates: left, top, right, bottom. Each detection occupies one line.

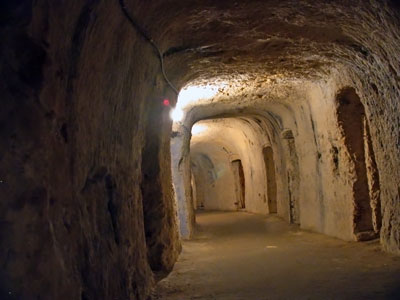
left=153, top=211, right=400, bottom=300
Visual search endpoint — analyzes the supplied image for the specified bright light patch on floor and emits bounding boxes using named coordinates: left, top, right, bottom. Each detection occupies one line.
left=265, top=246, right=277, bottom=249
left=191, top=124, right=208, bottom=135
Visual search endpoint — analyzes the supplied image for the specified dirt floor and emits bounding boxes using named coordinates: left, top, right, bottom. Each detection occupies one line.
left=153, top=211, right=400, bottom=300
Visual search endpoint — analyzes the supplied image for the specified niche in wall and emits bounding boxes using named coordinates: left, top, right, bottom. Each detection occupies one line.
left=282, top=129, right=300, bottom=224
left=231, top=159, right=246, bottom=209
left=263, top=146, right=278, bottom=213
left=336, top=87, right=381, bottom=240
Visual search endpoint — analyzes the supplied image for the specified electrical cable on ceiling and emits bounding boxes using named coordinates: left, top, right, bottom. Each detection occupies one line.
left=118, top=0, right=178, bottom=95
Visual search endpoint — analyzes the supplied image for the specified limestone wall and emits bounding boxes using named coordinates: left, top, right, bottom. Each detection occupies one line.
left=176, top=69, right=398, bottom=246
left=0, top=1, right=180, bottom=298
left=1, top=1, right=400, bottom=299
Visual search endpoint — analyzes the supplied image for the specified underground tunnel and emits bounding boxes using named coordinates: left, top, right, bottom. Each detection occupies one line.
left=1, top=0, right=400, bottom=299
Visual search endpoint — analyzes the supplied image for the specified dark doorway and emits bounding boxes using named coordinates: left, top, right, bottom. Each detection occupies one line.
left=283, top=130, right=300, bottom=224
left=231, top=159, right=245, bottom=209
left=336, top=87, right=381, bottom=240
left=263, top=146, right=278, bottom=213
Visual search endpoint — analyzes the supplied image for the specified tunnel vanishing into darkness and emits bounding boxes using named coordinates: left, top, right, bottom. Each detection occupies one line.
left=1, top=0, right=400, bottom=299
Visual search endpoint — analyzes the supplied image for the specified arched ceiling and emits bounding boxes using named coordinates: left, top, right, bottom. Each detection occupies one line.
left=130, top=0, right=400, bottom=90
left=124, top=0, right=399, bottom=127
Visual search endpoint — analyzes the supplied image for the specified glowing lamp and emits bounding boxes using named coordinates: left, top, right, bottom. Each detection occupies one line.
left=170, top=108, right=184, bottom=122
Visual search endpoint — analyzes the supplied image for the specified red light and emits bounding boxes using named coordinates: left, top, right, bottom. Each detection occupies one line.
left=163, top=99, right=170, bottom=106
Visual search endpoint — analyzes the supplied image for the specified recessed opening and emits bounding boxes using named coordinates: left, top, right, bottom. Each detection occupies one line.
left=336, top=87, right=381, bottom=240
left=263, top=146, right=277, bottom=214
left=282, top=129, right=300, bottom=224
left=231, top=159, right=246, bottom=209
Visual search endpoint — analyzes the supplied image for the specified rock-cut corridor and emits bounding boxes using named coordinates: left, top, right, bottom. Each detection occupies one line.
left=0, top=0, right=399, bottom=299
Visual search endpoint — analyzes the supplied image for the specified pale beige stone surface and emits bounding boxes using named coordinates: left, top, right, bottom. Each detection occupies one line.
left=0, top=0, right=399, bottom=299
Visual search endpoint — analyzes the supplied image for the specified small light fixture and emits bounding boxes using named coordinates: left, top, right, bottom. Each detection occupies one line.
left=170, top=108, right=184, bottom=122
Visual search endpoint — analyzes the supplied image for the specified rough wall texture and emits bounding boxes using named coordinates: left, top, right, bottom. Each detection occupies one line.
left=191, top=144, right=237, bottom=211
left=0, top=1, right=179, bottom=299
left=167, top=0, right=400, bottom=254
left=178, top=74, right=394, bottom=243
left=190, top=118, right=285, bottom=215
left=1, top=0, right=400, bottom=299
left=141, top=91, right=181, bottom=280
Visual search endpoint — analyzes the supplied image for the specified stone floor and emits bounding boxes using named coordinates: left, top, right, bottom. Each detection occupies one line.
left=153, top=211, right=400, bottom=299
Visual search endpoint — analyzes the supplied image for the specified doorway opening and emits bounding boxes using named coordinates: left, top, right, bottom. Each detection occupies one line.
left=231, top=159, right=245, bottom=209
left=282, top=129, right=300, bottom=224
left=263, top=146, right=277, bottom=213
left=336, top=87, right=381, bottom=240
left=190, top=172, right=199, bottom=209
